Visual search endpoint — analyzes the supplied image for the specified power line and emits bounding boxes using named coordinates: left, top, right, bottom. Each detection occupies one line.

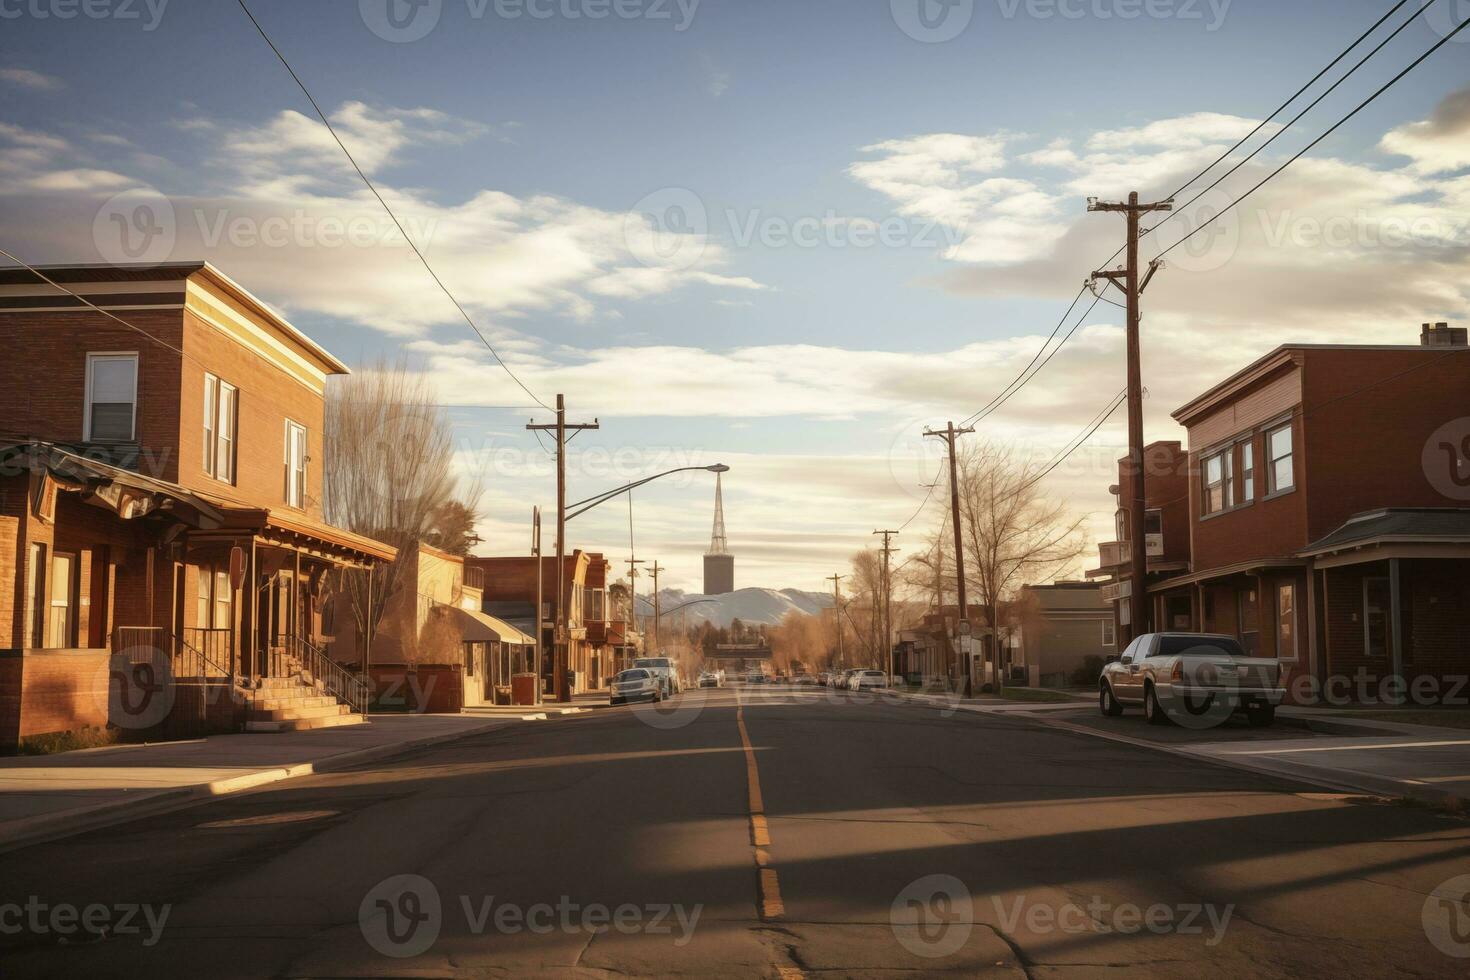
left=234, top=0, right=552, bottom=412
left=1161, top=0, right=1416, bottom=204
left=1150, top=0, right=1439, bottom=243
left=959, top=283, right=1088, bottom=427
left=1160, top=12, right=1470, bottom=262
left=1009, top=388, right=1128, bottom=502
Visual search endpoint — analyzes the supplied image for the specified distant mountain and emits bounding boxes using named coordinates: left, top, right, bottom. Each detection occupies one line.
left=633, top=587, right=832, bottom=628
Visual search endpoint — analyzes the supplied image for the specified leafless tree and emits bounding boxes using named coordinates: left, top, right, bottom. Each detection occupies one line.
left=322, top=358, right=480, bottom=661
left=955, top=442, right=1089, bottom=686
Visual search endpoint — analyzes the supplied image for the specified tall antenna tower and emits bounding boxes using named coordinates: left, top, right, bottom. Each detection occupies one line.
left=703, top=472, right=735, bottom=594
left=708, top=471, right=728, bottom=555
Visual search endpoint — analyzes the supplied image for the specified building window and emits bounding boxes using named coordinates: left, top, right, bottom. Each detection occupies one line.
left=196, top=566, right=210, bottom=628
left=204, top=374, right=237, bottom=483
left=214, top=569, right=234, bottom=629
left=1101, top=618, right=1116, bottom=647
left=1203, top=449, right=1233, bottom=514
left=46, top=552, right=76, bottom=648
left=1364, top=576, right=1390, bottom=661
left=85, top=353, right=138, bottom=442
left=25, top=543, right=46, bottom=648
left=1238, top=587, right=1259, bottom=655
left=1241, top=442, right=1255, bottom=502
left=285, top=420, right=308, bottom=509
left=1277, top=583, right=1297, bottom=660
left=1267, top=423, right=1294, bottom=494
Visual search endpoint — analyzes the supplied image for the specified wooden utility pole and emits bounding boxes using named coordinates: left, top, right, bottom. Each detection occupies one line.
left=532, top=505, right=543, bottom=706
left=924, top=422, right=974, bottom=694
left=873, top=530, right=898, bottom=682
left=647, top=562, right=664, bottom=653
left=528, top=394, right=599, bottom=702
left=826, top=573, right=844, bottom=668
left=1089, top=192, right=1172, bottom=642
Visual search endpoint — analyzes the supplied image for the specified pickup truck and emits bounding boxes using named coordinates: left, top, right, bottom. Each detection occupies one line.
left=1099, top=632, right=1284, bottom=728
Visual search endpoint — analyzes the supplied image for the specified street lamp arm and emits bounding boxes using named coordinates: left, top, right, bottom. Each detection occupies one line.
left=565, top=465, right=728, bottom=521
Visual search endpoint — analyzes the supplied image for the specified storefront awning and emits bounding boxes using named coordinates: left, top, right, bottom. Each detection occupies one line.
left=439, top=606, right=538, bottom=646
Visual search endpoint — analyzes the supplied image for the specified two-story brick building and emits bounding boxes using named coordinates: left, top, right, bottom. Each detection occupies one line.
left=1093, top=323, right=1470, bottom=702
left=0, top=262, right=396, bottom=748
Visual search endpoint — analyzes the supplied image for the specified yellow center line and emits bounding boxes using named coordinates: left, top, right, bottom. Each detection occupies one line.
left=736, top=700, right=784, bottom=921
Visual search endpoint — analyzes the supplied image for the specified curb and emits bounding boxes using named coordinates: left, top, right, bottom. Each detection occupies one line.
left=0, top=717, right=522, bottom=855
left=890, top=689, right=1469, bottom=811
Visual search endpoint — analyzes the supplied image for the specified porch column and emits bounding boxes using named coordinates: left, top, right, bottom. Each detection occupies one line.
left=1305, top=561, right=1320, bottom=684
left=1389, top=558, right=1403, bottom=681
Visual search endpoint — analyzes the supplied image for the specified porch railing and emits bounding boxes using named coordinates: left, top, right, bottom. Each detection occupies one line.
left=277, top=635, right=372, bottom=716
left=180, top=628, right=232, bottom=678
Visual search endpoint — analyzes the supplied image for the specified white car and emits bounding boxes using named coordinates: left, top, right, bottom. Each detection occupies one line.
left=698, top=671, right=721, bottom=688
left=633, top=657, right=678, bottom=697
left=848, top=669, right=888, bottom=691
left=610, top=668, right=662, bottom=706
left=1099, top=632, right=1284, bottom=726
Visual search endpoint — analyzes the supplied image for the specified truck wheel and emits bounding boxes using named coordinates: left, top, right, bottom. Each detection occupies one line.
left=1145, top=685, right=1171, bottom=726
left=1099, top=683, right=1124, bottom=717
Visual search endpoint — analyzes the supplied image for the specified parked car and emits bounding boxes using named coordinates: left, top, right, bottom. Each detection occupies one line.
left=1099, top=632, right=1284, bottom=727
left=746, top=670, right=768, bottom=685
left=610, top=668, right=661, bottom=706
left=698, top=671, right=721, bottom=688
left=849, top=669, right=888, bottom=691
left=792, top=673, right=818, bottom=686
left=832, top=669, right=857, bottom=689
left=634, top=657, right=678, bottom=697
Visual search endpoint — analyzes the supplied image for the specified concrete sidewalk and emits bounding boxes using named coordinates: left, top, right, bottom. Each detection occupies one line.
left=0, top=714, right=525, bottom=853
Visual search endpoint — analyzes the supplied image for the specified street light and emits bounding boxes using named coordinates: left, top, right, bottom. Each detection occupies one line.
left=565, top=464, right=729, bottom=521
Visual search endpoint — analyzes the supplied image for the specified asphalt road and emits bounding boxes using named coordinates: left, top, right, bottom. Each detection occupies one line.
left=2, top=686, right=1469, bottom=978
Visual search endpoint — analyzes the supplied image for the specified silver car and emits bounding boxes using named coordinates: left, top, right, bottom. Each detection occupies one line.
left=1099, top=632, right=1284, bottom=727
left=611, top=668, right=662, bottom=706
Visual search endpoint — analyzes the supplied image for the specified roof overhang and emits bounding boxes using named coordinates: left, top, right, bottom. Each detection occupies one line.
left=438, top=606, right=537, bottom=646
left=1147, top=557, right=1305, bottom=593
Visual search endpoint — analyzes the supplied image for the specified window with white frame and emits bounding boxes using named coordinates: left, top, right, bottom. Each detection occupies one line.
left=1101, top=618, right=1116, bottom=646
left=85, top=353, right=138, bottom=442
left=204, top=374, right=237, bottom=483
left=1277, top=583, right=1297, bottom=660
left=284, top=420, right=308, bottom=508
left=1266, top=423, right=1294, bottom=494
left=1241, top=441, right=1255, bottom=502
left=1203, top=448, right=1234, bottom=514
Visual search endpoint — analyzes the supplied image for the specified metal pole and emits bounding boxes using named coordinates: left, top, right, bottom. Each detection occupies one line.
left=533, top=505, right=543, bottom=706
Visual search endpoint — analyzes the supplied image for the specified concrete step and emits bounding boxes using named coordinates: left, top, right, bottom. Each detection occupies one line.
left=244, top=712, right=366, bottom=733
left=249, top=686, right=329, bottom=702
left=247, top=702, right=353, bottom=723
left=248, top=695, right=343, bottom=714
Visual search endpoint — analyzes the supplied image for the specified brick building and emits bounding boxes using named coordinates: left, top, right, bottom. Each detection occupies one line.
left=1012, top=582, right=1115, bottom=688
left=1091, top=323, right=1470, bottom=702
left=0, top=263, right=395, bottom=748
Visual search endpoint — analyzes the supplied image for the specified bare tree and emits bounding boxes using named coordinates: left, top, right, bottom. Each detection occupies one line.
left=323, top=359, right=480, bottom=661
left=955, top=442, right=1089, bottom=687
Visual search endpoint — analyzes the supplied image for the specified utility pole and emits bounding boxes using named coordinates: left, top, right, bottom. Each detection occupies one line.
left=873, top=530, right=898, bottom=682
left=647, top=562, right=664, bottom=654
left=924, top=422, right=974, bottom=695
left=826, top=573, right=844, bottom=668
left=625, top=556, right=644, bottom=641
left=528, top=394, right=600, bottom=703
left=533, top=505, right=543, bottom=706
left=1089, top=192, right=1172, bottom=642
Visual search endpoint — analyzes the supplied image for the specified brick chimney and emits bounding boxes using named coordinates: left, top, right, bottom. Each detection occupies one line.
left=1420, top=321, right=1468, bottom=347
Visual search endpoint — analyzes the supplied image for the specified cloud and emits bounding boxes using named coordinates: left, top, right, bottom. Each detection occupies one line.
left=0, top=101, right=765, bottom=337
left=1380, top=84, right=1470, bottom=176
left=699, top=53, right=731, bottom=98
left=0, top=67, right=63, bottom=91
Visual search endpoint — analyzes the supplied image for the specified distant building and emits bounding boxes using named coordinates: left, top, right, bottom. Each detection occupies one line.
left=703, top=471, right=735, bottom=594
left=1012, top=582, right=1115, bottom=688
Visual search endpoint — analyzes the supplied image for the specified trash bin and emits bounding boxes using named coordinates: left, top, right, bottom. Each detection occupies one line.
left=511, top=673, right=538, bottom=706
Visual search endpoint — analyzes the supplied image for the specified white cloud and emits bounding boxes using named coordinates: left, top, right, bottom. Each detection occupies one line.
left=0, top=67, right=63, bottom=91
left=1380, top=84, right=1470, bottom=176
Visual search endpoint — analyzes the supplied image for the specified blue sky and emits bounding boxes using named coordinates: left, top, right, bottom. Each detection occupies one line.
left=3, top=0, right=1468, bottom=590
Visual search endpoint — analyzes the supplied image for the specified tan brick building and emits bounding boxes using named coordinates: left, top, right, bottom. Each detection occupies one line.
left=0, top=262, right=395, bottom=748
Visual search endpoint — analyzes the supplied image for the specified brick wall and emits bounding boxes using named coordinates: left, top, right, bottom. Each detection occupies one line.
left=0, top=649, right=111, bottom=750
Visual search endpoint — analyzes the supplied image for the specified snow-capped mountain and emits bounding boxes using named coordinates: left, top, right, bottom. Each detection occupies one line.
left=633, top=587, right=832, bottom=628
